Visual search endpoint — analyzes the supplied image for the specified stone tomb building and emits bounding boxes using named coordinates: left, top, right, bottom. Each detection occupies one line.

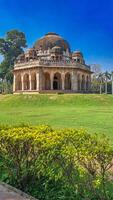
left=13, top=32, right=92, bottom=93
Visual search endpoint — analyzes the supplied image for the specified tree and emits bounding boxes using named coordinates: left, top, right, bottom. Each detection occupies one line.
left=103, top=71, right=111, bottom=94
left=0, top=30, right=27, bottom=86
left=90, top=64, right=102, bottom=93
left=91, top=64, right=102, bottom=76
left=111, top=71, right=113, bottom=95
left=97, top=73, right=104, bottom=94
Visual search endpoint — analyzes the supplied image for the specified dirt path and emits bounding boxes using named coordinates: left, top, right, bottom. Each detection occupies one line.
left=0, top=184, right=37, bottom=200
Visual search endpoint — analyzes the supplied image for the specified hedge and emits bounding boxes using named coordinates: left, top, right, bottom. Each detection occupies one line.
left=0, top=125, right=113, bottom=200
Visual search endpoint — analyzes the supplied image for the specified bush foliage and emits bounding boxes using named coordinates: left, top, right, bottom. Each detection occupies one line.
left=0, top=125, right=113, bottom=200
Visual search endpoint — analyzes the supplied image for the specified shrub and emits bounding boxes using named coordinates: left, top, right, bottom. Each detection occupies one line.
left=0, top=125, right=113, bottom=200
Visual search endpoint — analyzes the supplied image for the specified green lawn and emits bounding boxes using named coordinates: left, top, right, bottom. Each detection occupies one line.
left=0, top=94, right=113, bottom=140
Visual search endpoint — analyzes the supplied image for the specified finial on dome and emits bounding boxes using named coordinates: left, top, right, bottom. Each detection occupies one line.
left=45, top=32, right=59, bottom=36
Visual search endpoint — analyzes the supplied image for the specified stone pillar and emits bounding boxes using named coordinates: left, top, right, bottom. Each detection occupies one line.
left=13, top=74, right=16, bottom=92
left=84, top=77, right=86, bottom=91
left=80, top=80, right=81, bottom=91
left=29, top=74, right=32, bottom=91
left=36, top=72, right=40, bottom=91
left=71, top=71, right=78, bottom=91
left=79, top=74, right=82, bottom=91
left=21, top=75, right=24, bottom=91
left=62, top=73, right=65, bottom=90
left=89, top=75, right=91, bottom=91
left=50, top=73, right=53, bottom=90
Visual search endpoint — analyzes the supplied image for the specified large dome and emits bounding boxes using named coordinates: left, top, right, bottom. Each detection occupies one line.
left=34, top=32, right=71, bottom=52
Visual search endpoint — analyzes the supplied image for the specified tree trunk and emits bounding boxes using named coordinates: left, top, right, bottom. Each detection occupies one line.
left=100, top=84, right=102, bottom=94
left=112, top=75, right=113, bottom=94
left=105, top=79, right=107, bottom=94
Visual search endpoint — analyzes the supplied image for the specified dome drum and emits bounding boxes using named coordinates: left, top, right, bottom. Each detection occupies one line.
left=50, top=46, right=63, bottom=54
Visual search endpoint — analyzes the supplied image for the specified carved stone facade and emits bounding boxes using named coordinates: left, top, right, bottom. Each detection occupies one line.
left=13, top=32, right=92, bottom=93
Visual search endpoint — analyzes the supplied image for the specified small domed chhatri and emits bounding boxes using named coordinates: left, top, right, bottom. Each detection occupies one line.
left=13, top=32, right=92, bottom=93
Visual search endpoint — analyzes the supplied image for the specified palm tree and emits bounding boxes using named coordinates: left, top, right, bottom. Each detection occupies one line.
left=103, top=71, right=111, bottom=94
left=111, top=71, right=113, bottom=94
left=97, top=73, right=104, bottom=94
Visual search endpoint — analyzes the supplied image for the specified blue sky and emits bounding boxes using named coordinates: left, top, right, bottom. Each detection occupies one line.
left=0, top=0, right=113, bottom=71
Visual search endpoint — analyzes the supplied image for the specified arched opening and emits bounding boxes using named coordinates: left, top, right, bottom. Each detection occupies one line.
left=81, top=75, right=85, bottom=91
left=53, top=72, right=62, bottom=90
left=31, top=73, right=36, bottom=90
left=15, top=74, right=22, bottom=91
left=44, top=72, right=51, bottom=90
left=23, top=74, right=29, bottom=90
left=77, top=74, right=81, bottom=91
left=65, top=73, right=71, bottom=90
left=86, top=76, right=89, bottom=90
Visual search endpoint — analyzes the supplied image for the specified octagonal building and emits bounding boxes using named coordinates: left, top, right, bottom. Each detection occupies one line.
left=13, top=32, right=92, bottom=93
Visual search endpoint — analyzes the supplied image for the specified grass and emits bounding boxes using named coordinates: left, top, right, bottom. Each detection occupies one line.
left=0, top=93, right=113, bottom=140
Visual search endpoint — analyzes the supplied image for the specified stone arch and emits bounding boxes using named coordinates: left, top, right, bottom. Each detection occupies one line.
left=15, top=74, right=22, bottom=91
left=81, top=74, right=85, bottom=91
left=77, top=74, right=81, bottom=91
left=65, top=73, right=71, bottom=90
left=53, top=72, right=62, bottom=90
left=44, top=72, right=51, bottom=90
left=31, top=73, right=36, bottom=90
left=23, top=74, right=29, bottom=90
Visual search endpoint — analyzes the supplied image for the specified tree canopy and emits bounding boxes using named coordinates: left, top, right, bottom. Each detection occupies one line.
left=0, top=30, right=27, bottom=83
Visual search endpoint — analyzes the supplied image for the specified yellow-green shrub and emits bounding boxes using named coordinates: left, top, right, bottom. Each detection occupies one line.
left=0, top=125, right=113, bottom=200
